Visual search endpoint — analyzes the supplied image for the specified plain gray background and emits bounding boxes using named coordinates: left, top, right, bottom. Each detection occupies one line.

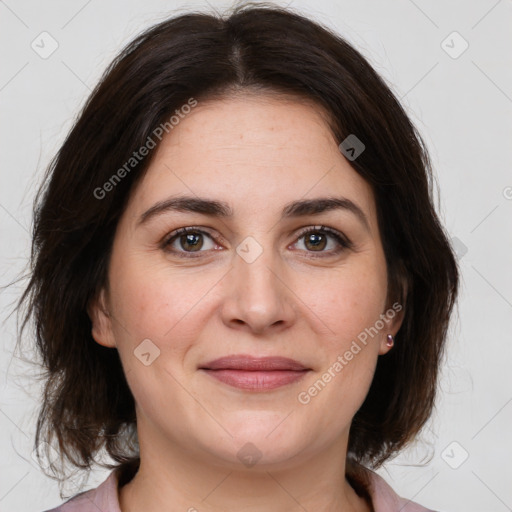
left=1, top=1, right=511, bottom=511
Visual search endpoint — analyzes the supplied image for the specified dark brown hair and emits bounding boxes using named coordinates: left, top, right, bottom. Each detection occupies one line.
left=17, top=1, right=459, bottom=497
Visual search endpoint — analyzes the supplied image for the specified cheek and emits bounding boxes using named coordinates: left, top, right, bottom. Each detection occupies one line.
left=295, top=262, right=387, bottom=425
left=109, top=250, right=218, bottom=341
left=107, top=256, right=207, bottom=410
left=296, top=262, right=387, bottom=347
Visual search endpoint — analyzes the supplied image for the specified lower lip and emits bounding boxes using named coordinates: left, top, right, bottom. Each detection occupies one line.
left=202, top=369, right=309, bottom=390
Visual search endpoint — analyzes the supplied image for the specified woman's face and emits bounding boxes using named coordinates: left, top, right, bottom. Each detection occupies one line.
left=90, top=94, right=404, bottom=470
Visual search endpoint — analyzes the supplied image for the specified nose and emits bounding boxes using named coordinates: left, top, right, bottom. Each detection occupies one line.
left=220, top=238, right=297, bottom=335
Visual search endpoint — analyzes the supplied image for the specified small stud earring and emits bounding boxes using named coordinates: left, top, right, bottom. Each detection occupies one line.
left=386, top=334, right=394, bottom=348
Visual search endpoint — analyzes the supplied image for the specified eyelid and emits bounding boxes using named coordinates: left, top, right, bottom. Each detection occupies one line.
left=161, top=226, right=221, bottom=252
left=294, top=225, right=352, bottom=249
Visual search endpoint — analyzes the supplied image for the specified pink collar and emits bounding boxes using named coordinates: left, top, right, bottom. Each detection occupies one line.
left=49, top=466, right=434, bottom=512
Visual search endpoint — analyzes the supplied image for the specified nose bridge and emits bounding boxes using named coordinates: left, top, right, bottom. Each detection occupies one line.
left=223, top=232, right=293, bottom=330
left=233, top=233, right=280, bottom=294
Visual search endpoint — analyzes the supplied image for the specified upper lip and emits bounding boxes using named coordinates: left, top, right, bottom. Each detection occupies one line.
left=200, top=355, right=309, bottom=371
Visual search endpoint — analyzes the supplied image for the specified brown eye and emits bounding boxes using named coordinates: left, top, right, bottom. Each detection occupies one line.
left=162, top=227, right=217, bottom=257
left=303, top=231, right=328, bottom=251
left=293, top=226, right=352, bottom=256
left=161, top=225, right=352, bottom=259
left=177, top=231, right=204, bottom=252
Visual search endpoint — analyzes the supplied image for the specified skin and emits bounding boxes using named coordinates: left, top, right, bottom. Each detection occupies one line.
left=89, top=93, right=406, bottom=512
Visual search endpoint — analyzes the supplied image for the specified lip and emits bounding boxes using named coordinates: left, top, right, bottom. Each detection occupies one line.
left=199, top=355, right=310, bottom=391
left=200, top=355, right=308, bottom=371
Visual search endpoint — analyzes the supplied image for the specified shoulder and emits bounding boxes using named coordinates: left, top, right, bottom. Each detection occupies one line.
left=41, top=469, right=121, bottom=512
left=363, top=467, right=439, bottom=512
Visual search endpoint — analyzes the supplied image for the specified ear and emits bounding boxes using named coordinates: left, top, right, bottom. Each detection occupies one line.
left=379, top=275, right=408, bottom=356
left=87, top=288, right=116, bottom=348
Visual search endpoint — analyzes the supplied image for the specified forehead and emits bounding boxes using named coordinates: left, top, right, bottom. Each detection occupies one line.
left=125, top=94, right=378, bottom=229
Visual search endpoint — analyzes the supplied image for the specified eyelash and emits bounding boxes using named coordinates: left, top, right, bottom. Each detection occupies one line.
left=161, top=225, right=353, bottom=259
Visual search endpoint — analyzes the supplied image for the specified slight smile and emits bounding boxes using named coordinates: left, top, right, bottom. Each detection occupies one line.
left=199, top=355, right=312, bottom=391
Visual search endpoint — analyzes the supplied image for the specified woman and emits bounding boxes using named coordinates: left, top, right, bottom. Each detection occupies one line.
left=19, top=3, right=459, bottom=511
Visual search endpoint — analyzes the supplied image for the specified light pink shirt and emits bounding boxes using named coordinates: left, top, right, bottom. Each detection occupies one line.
left=43, top=467, right=436, bottom=512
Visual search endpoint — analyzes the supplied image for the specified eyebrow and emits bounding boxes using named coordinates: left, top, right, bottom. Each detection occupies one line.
left=137, top=195, right=370, bottom=232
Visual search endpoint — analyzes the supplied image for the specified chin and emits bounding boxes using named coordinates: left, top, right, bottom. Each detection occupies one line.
left=195, top=412, right=310, bottom=470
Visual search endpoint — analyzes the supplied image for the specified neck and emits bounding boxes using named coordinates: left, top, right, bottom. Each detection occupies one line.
left=118, top=418, right=371, bottom=512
